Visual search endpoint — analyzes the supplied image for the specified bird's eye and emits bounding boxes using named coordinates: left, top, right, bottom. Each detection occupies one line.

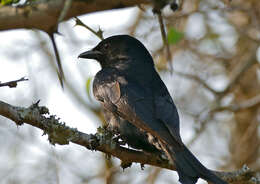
left=104, top=43, right=109, bottom=49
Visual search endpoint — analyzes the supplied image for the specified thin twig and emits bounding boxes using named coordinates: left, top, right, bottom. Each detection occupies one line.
left=145, top=168, right=162, bottom=184
left=213, top=94, right=260, bottom=112
left=129, top=10, right=143, bottom=35
left=48, top=33, right=65, bottom=88
left=174, top=71, right=217, bottom=95
left=219, top=45, right=257, bottom=97
left=74, top=17, right=104, bottom=40
left=0, top=77, right=28, bottom=88
left=186, top=110, right=214, bottom=147
left=157, top=10, right=173, bottom=73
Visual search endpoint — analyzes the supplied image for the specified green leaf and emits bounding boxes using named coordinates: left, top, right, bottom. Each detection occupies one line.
left=208, top=33, right=219, bottom=39
left=86, top=77, right=93, bottom=100
left=1, top=0, right=19, bottom=5
left=167, top=27, right=184, bottom=45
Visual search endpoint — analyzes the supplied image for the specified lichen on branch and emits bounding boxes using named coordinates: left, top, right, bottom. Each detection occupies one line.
left=0, top=99, right=258, bottom=183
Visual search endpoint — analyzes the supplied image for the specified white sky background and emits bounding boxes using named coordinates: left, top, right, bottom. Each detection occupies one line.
left=0, top=7, right=139, bottom=133
left=1, top=4, right=259, bottom=184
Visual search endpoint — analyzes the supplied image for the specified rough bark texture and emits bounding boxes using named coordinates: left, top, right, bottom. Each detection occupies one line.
left=0, top=100, right=258, bottom=184
left=0, top=0, right=148, bottom=32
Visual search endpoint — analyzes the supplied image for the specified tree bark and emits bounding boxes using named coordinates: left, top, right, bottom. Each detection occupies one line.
left=0, top=99, right=258, bottom=184
left=0, top=0, right=148, bottom=32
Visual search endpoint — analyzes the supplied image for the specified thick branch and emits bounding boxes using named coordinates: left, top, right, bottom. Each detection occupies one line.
left=0, top=0, right=149, bottom=32
left=0, top=100, right=172, bottom=169
left=0, top=100, right=259, bottom=183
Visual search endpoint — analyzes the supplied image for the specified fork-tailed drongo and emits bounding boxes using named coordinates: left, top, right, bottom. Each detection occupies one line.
left=78, top=35, right=227, bottom=184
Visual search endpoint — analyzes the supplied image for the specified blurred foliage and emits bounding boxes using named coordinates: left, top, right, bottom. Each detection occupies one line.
left=0, top=0, right=38, bottom=6
left=167, top=27, right=184, bottom=44
left=0, top=0, right=19, bottom=6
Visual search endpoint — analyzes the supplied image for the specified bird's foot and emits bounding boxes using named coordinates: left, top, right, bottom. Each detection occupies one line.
left=112, top=135, right=127, bottom=145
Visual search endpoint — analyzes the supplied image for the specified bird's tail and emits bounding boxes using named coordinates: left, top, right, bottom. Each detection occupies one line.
left=172, top=146, right=227, bottom=184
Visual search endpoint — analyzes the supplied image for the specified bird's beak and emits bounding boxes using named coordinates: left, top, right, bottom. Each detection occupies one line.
left=78, top=50, right=103, bottom=60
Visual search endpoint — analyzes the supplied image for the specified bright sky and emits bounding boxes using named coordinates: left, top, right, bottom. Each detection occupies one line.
left=0, top=7, right=138, bottom=134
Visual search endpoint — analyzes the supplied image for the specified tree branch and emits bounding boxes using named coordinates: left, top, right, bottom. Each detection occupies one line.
left=0, top=0, right=149, bottom=33
left=0, top=77, right=28, bottom=88
left=0, top=100, right=259, bottom=183
left=212, top=94, right=260, bottom=112
left=74, top=17, right=104, bottom=40
left=156, top=10, right=173, bottom=72
left=174, top=71, right=217, bottom=95
left=0, top=100, right=172, bottom=169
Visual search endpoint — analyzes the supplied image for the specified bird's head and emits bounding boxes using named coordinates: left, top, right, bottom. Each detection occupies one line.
left=78, top=35, right=154, bottom=68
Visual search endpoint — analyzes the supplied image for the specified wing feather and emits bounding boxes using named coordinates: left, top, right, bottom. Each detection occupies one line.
left=93, top=69, right=183, bottom=148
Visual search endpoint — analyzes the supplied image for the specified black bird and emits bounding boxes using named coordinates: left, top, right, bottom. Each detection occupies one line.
left=78, top=35, right=227, bottom=184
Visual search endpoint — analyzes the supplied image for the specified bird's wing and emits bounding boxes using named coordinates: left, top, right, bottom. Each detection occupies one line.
left=154, top=94, right=182, bottom=144
left=94, top=75, right=182, bottom=147
left=93, top=80, right=121, bottom=114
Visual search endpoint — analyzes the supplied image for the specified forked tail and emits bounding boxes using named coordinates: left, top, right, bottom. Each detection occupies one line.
left=172, top=146, right=227, bottom=184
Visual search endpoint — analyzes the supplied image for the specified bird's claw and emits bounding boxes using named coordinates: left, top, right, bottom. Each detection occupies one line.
left=112, top=135, right=126, bottom=145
